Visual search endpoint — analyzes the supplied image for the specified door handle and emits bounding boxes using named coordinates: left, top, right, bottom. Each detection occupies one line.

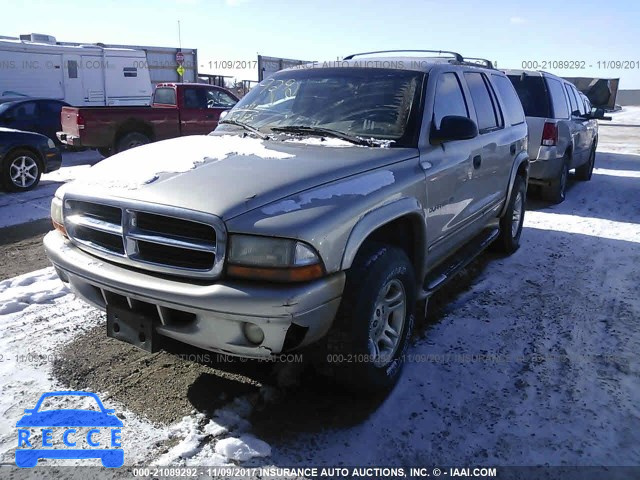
left=510, top=143, right=516, bottom=155
left=473, top=155, right=482, bottom=169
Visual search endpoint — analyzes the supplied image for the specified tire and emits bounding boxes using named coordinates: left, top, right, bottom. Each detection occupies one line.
left=542, top=154, right=570, bottom=204
left=116, top=132, right=150, bottom=153
left=326, top=243, right=416, bottom=392
left=494, top=175, right=526, bottom=254
left=575, top=145, right=596, bottom=181
left=1, top=149, right=42, bottom=192
left=98, top=147, right=113, bottom=158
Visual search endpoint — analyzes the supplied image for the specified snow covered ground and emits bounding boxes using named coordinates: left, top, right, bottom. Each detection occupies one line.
left=0, top=114, right=638, bottom=471
left=0, top=150, right=102, bottom=229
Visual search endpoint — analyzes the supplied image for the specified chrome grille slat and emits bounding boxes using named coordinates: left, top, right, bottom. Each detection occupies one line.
left=63, top=194, right=226, bottom=279
left=127, top=230, right=216, bottom=253
left=66, top=214, right=123, bottom=235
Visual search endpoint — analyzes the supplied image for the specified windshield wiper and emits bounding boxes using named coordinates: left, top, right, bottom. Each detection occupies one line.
left=218, top=119, right=269, bottom=140
left=270, top=125, right=373, bottom=146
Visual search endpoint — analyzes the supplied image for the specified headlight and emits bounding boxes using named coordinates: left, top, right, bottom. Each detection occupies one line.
left=47, top=138, right=56, bottom=149
left=51, top=196, right=67, bottom=237
left=227, top=235, right=324, bottom=282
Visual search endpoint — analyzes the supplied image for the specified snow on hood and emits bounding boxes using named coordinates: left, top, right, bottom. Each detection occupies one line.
left=78, top=135, right=294, bottom=190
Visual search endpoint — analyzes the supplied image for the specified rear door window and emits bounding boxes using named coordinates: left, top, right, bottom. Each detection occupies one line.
left=564, top=83, right=579, bottom=115
left=464, top=72, right=500, bottom=132
left=507, top=74, right=550, bottom=118
left=545, top=78, right=569, bottom=119
left=432, top=72, right=468, bottom=129
left=492, top=74, right=525, bottom=125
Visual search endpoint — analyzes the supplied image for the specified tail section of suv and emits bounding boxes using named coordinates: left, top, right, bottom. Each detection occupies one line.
left=45, top=51, right=528, bottom=392
left=504, top=69, right=604, bottom=203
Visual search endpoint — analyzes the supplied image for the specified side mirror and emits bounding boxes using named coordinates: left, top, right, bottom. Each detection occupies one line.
left=591, top=108, right=605, bottom=119
left=219, top=110, right=229, bottom=121
left=431, top=115, right=478, bottom=144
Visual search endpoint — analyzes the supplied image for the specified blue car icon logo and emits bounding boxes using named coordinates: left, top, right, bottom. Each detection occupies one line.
left=15, top=391, right=124, bottom=468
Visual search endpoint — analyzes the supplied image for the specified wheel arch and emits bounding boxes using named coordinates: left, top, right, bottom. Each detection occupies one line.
left=499, top=152, right=529, bottom=217
left=114, top=121, right=154, bottom=147
left=341, top=197, right=426, bottom=282
left=3, top=146, right=45, bottom=171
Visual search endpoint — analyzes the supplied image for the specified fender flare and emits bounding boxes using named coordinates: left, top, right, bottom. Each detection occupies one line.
left=500, top=152, right=529, bottom=217
left=340, top=197, right=427, bottom=274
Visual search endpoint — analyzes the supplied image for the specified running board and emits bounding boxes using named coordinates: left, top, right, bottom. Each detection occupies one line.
left=421, top=228, right=499, bottom=297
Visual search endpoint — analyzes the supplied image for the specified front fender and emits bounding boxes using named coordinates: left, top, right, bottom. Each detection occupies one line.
left=341, top=197, right=426, bottom=271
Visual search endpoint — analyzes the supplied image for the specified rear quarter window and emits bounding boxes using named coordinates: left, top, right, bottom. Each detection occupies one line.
left=507, top=75, right=550, bottom=118
left=154, top=88, right=177, bottom=105
left=545, top=78, right=570, bottom=119
left=491, top=74, right=525, bottom=125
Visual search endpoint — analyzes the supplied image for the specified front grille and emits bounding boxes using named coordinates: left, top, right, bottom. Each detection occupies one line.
left=63, top=195, right=226, bottom=279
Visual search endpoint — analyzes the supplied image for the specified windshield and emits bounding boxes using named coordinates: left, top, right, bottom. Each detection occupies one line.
left=220, top=68, right=425, bottom=147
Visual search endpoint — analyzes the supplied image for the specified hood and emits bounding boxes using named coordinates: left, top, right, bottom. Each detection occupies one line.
left=64, top=134, right=417, bottom=220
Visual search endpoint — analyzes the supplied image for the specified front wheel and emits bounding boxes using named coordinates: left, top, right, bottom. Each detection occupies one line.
left=1, top=149, right=42, bottom=192
left=326, top=244, right=416, bottom=392
left=494, top=175, right=526, bottom=254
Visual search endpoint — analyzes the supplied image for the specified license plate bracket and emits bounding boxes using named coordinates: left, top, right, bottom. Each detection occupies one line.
left=106, top=304, right=158, bottom=353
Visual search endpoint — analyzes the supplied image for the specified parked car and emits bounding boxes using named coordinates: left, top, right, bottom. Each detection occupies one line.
left=0, top=127, right=61, bottom=191
left=57, top=83, right=239, bottom=156
left=45, top=50, right=529, bottom=391
left=0, top=98, right=69, bottom=144
left=503, top=69, right=606, bottom=203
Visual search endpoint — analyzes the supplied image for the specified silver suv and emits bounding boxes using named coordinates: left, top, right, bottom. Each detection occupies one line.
left=45, top=50, right=529, bottom=391
left=504, top=69, right=605, bottom=203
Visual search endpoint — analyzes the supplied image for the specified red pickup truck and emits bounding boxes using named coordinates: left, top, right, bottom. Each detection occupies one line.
left=57, top=83, right=239, bottom=156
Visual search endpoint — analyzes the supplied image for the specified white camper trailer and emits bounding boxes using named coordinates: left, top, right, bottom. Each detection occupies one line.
left=0, top=34, right=153, bottom=106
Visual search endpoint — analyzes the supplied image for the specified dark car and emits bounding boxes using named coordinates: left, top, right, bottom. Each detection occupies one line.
left=15, top=391, right=124, bottom=468
left=0, top=98, right=69, bottom=144
left=0, top=127, right=62, bottom=192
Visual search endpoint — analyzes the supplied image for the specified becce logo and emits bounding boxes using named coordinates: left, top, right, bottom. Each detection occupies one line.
left=15, top=391, right=123, bottom=468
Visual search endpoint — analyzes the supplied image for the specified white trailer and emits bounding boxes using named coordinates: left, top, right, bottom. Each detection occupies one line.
left=0, top=34, right=153, bottom=106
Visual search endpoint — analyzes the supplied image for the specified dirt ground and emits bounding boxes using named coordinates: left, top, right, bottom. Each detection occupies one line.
left=0, top=219, right=53, bottom=281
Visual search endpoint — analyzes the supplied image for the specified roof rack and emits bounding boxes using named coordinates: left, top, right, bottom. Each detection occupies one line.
left=343, top=49, right=463, bottom=62
left=459, top=57, right=495, bottom=69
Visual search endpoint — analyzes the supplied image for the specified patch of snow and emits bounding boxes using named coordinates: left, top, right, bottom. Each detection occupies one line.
left=283, top=137, right=354, bottom=147
left=214, top=435, right=272, bottom=461
left=77, top=135, right=294, bottom=190
left=262, top=170, right=394, bottom=215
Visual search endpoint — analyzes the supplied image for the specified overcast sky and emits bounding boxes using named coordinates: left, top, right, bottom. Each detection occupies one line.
left=4, top=0, right=640, bottom=88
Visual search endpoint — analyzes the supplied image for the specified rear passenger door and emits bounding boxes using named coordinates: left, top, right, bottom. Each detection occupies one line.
left=564, top=83, right=589, bottom=166
left=462, top=71, right=512, bottom=215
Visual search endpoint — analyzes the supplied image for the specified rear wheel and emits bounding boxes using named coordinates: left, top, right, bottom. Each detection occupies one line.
left=98, top=147, right=113, bottom=158
left=116, top=132, right=150, bottom=153
left=542, top=154, right=569, bottom=204
left=575, top=145, right=596, bottom=181
left=494, top=175, right=526, bottom=254
left=1, top=149, right=42, bottom=192
left=326, top=244, right=416, bottom=392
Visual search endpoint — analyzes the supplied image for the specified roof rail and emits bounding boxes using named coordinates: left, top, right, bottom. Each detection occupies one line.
left=459, top=57, right=495, bottom=69
left=343, top=49, right=463, bottom=62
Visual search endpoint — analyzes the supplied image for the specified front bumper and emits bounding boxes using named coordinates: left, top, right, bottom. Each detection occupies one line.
left=528, top=146, right=563, bottom=185
left=44, top=231, right=345, bottom=358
